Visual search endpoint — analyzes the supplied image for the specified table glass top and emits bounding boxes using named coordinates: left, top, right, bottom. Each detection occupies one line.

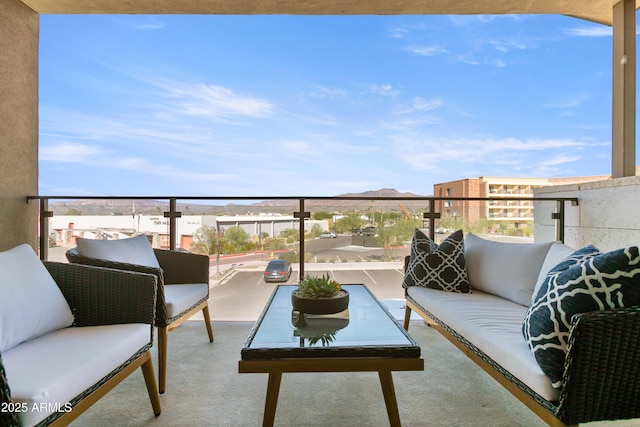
left=241, top=284, right=420, bottom=360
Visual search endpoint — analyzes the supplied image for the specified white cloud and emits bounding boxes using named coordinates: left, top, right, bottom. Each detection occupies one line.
left=538, top=154, right=581, bottom=167
left=394, top=97, right=442, bottom=115
left=406, top=45, right=448, bottom=57
left=544, top=94, right=590, bottom=109
left=565, top=26, right=612, bottom=37
left=395, top=136, right=590, bottom=175
left=489, top=39, right=528, bottom=52
left=163, top=83, right=274, bottom=120
left=40, top=142, right=109, bottom=162
left=306, top=85, right=348, bottom=100
left=370, top=84, right=398, bottom=97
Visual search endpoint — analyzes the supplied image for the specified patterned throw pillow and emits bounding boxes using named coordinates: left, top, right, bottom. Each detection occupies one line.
left=403, top=229, right=470, bottom=293
left=522, top=246, right=640, bottom=390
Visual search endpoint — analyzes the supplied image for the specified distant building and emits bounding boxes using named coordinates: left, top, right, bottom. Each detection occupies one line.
left=50, top=214, right=328, bottom=250
left=433, top=175, right=608, bottom=232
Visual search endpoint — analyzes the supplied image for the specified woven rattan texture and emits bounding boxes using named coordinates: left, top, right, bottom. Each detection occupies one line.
left=0, top=353, right=19, bottom=427
left=557, top=307, right=640, bottom=424
left=45, top=261, right=157, bottom=328
left=66, top=247, right=209, bottom=327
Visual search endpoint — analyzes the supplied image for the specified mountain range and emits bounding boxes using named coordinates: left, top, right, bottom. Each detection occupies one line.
left=49, top=188, right=431, bottom=216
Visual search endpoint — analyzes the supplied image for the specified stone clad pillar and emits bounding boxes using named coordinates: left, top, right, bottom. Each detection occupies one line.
left=612, top=0, right=636, bottom=178
left=0, top=0, right=39, bottom=252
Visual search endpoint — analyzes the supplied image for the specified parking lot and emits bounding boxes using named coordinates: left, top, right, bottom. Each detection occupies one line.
left=209, top=265, right=406, bottom=321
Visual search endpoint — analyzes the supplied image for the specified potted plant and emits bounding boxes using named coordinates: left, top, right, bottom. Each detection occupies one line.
left=291, top=273, right=349, bottom=315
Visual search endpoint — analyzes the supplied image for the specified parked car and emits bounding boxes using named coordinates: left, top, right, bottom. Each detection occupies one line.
left=360, top=226, right=377, bottom=236
left=319, top=231, right=337, bottom=239
left=263, top=259, right=292, bottom=282
left=435, top=227, right=454, bottom=234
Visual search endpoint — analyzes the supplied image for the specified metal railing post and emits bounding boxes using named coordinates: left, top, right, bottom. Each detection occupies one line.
left=39, top=198, right=53, bottom=260
left=164, top=198, right=181, bottom=250
left=423, top=199, right=441, bottom=241
left=294, top=199, right=310, bottom=281
left=552, top=200, right=566, bottom=243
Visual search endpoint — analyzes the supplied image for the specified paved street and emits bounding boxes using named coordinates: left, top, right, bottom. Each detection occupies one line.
left=208, top=264, right=406, bottom=321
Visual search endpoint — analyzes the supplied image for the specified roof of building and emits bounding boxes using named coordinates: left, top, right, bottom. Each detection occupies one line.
left=20, top=0, right=639, bottom=26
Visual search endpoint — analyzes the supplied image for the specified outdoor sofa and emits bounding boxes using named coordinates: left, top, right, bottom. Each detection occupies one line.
left=0, top=244, right=161, bottom=426
left=402, top=230, right=640, bottom=426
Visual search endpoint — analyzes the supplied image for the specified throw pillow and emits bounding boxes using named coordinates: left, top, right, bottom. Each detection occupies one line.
left=410, top=228, right=438, bottom=253
left=464, top=233, right=554, bottom=306
left=522, top=246, right=640, bottom=390
left=76, top=234, right=160, bottom=268
left=531, top=241, right=579, bottom=304
left=0, top=244, right=74, bottom=352
left=403, top=229, right=470, bottom=293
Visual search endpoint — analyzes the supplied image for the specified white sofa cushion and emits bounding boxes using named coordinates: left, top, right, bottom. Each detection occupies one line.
left=531, top=241, right=578, bottom=302
left=464, top=233, right=553, bottom=306
left=0, top=244, right=74, bottom=353
left=76, top=234, right=160, bottom=268
left=2, top=323, right=150, bottom=427
left=407, top=286, right=559, bottom=402
left=164, top=283, right=209, bottom=318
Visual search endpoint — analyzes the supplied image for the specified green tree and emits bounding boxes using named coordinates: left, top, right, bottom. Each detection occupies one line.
left=334, top=211, right=363, bottom=234
left=224, top=226, right=250, bottom=253
left=308, top=223, right=323, bottom=238
left=190, top=225, right=217, bottom=256
left=312, top=211, right=333, bottom=220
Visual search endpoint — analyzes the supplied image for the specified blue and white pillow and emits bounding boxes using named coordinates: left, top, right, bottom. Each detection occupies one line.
left=403, top=229, right=469, bottom=293
left=523, top=245, right=640, bottom=390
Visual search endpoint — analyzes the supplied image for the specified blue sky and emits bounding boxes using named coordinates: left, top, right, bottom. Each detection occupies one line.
left=38, top=14, right=618, bottom=197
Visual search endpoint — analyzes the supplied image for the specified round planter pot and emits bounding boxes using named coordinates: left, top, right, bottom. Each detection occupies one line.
left=291, top=289, right=349, bottom=315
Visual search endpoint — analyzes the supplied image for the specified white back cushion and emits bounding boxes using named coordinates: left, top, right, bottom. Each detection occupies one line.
left=0, top=244, right=74, bottom=352
left=76, top=234, right=160, bottom=268
left=531, top=241, right=577, bottom=302
left=464, top=233, right=553, bottom=306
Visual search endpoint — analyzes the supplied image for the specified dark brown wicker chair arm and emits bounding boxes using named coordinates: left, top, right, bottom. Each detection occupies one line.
left=557, top=306, right=640, bottom=424
left=44, top=261, right=157, bottom=328
left=0, top=353, right=19, bottom=427
left=153, top=249, right=210, bottom=285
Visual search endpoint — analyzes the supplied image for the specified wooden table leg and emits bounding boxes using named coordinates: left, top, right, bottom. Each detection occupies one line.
left=378, top=370, right=401, bottom=427
left=263, top=372, right=282, bottom=427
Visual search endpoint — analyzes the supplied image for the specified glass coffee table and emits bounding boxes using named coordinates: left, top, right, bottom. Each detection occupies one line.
left=239, top=284, right=423, bottom=427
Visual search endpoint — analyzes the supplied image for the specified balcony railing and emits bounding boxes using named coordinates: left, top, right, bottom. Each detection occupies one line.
left=27, top=194, right=579, bottom=279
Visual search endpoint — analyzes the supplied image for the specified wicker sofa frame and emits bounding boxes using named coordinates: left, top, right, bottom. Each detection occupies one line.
left=0, top=261, right=161, bottom=426
left=404, top=286, right=640, bottom=426
left=66, top=247, right=214, bottom=394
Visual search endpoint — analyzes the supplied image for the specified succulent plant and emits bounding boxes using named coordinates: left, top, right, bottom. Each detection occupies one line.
left=295, top=273, right=342, bottom=299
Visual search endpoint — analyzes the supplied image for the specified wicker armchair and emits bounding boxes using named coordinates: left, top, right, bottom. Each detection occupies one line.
left=2, top=261, right=160, bottom=426
left=1, top=353, right=19, bottom=427
left=67, top=242, right=214, bottom=394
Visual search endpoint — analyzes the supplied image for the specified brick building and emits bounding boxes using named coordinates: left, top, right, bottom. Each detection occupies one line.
left=433, top=176, right=608, bottom=232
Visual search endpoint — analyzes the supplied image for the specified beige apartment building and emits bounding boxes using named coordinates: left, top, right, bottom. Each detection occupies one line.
left=433, top=176, right=608, bottom=233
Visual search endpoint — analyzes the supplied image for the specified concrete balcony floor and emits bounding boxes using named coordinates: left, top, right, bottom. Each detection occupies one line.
left=67, top=319, right=639, bottom=427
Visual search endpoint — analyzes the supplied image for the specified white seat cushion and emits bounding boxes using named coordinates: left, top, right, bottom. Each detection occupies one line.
left=407, top=286, right=559, bottom=402
left=76, top=235, right=160, bottom=268
left=0, top=244, right=74, bottom=352
left=3, top=323, right=150, bottom=427
left=164, top=283, right=209, bottom=319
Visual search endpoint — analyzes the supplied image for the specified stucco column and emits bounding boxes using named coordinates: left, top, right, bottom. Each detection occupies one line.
left=612, top=0, right=636, bottom=178
left=0, top=0, right=39, bottom=252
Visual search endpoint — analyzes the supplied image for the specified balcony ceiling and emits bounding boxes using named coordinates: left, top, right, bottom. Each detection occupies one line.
left=19, top=0, right=640, bottom=26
